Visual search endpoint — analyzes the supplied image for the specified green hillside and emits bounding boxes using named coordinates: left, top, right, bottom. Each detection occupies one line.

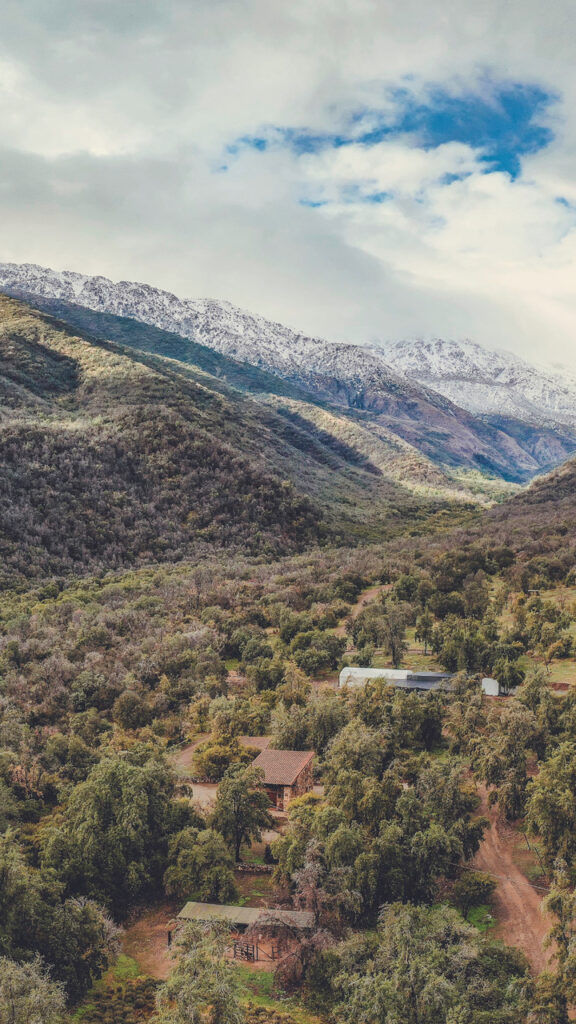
left=0, top=295, right=478, bottom=585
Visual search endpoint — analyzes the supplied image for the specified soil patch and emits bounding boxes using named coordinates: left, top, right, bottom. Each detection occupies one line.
left=122, top=902, right=179, bottom=981
left=472, top=786, right=552, bottom=974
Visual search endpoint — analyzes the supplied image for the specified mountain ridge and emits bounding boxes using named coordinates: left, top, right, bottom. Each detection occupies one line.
left=381, top=336, right=576, bottom=430
left=0, top=293, right=486, bottom=584
left=0, top=262, right=575, bottom=482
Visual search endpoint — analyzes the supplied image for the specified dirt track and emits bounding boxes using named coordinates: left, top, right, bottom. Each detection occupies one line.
left=334, top=585, right=386, bottom=637
left=123, top=903, right=177, bottom=980
left=473, top=786, right=552, bottom=974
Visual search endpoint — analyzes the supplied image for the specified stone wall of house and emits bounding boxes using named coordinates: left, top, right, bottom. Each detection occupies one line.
left=285, top=760, right=313, bottom=804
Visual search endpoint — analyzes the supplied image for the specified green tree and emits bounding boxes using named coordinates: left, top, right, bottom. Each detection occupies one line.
left=0, top=957, right=66, bottom=1024
left=330, top=903, right=530, bottom=1024
left=112, top=690, right=151, bottom=730
left=191, top=738, right=253, bottom=781
left=153, top=921, right=243, bottom=1024
left=541, top=858, right=576, bottom=1016
left=452, top=870, right=496, bottom=920
left=382, top=605, right=408, bottom=668
left=323, top=719, right=388, bottom=781
left=41, top=752, right=183, bottom=914
left=164, top=828, right=237, bottom=903
left=211, top=764, right=273, bottom=862
left=527, top=743, right=576, bottom=869
left=270, top=702, right=310, bottom=750
left=415, top=612, right=434, bottom=655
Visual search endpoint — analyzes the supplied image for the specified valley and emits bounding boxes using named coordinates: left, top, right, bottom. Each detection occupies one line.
left=1, top=276, right=576, bottom=1024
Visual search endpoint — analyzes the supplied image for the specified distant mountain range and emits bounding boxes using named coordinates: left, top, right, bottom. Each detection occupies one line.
left=382, top=337, right=576, bottom=430
left=0, top=262, right=575, bottom=484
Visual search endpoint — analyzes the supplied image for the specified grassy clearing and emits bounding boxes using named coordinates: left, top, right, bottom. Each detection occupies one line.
left=70, top=955, right=157, bottom=1023
left=234, top=870, right=274, bottom=905
left=236, top=965, right=327, bottom=1024
left=466, top=904, right=496, bottom=932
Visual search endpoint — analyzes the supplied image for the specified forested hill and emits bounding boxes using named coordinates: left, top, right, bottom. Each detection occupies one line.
left=483, top=456, right=576, bottom=580
left=4, top=267, right=575, bottom=483
left=0, top=294, right=477, bottom=586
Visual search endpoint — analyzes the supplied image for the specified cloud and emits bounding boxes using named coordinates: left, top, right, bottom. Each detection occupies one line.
left=0, top=0, right=575, bottom=362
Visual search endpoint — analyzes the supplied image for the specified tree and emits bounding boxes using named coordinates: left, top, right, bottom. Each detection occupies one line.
left=307, top=692, right=348, bottom=754
left=541, top=858, right=576, bottom=1016
left=112, top=690, right=151, bottom=730
left=41, top=752, right=183, bottom=914
left=191, top=738, right=253, bottom=781
left=153, top=921, right=243, bottom=1024
left=0, top=835, right=117, bottom=1001
left=270, top=702, right=310, bottom=750
left=163, top=828, right=237, bottom=903
left=37, top=898, right=120, bottom=1003
left=382, top=605, right=408, bottom=668
left=452, top=870, right=496, bottom=920
left=527, top=743, right=576, bottom=870
left=323, top=719, right=389, bottom=781
left=329, top=903, right=530, bottom=1024
left=211, top=764, right=273, bottom=862
left=493, top=657, right=525, bottom=695
left=0, top=957, right=66, bottom=1024
left=415, top=612, right=434, bottom=655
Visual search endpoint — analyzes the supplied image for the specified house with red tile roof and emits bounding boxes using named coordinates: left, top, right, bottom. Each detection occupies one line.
left=251, top=748, right=314, bottom=811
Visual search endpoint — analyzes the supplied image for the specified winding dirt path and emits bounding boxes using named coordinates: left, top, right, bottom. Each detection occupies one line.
left=472, top=786, right=552, bottom=974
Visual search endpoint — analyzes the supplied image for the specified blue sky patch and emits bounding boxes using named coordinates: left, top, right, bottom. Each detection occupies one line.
left=229, top=79, right=557, bottom=181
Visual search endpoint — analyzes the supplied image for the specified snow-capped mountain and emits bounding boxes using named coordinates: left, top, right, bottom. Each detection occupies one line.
left=0, top=262, right=428, bottom=403
left=381, top=338, right=576, bottom=430
left=1, top=261, right=575, bottom=482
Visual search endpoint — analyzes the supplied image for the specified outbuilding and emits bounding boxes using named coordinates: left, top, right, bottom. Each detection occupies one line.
left=338, top=667, right=453, bottom=690
left=177, top=902, right=314, bottom=933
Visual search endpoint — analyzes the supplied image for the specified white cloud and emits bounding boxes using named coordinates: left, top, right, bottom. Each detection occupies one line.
left=0, top=1, right=575, bottom=363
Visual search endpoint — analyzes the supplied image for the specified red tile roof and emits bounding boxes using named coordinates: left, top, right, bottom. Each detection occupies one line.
left=251, top=749, right=314, bottom=786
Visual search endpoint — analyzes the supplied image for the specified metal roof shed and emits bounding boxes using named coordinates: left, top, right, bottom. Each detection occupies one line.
left=177, top=902, right=314, bottom=931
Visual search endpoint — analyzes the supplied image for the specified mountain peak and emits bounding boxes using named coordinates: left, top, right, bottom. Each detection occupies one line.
left=382, top=335, right=576, bottom=429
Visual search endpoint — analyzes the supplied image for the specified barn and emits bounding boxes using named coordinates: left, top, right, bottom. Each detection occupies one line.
left=251, top=748, right=314, bottom=810
left=339, top=667, right=503, bottom=696
left=338, top=667, right=453, bottom=690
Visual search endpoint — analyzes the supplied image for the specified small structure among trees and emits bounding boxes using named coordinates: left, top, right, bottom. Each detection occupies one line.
left=175, top=904, right=314, bottom=963
left=250, top=749, right=314, bottom=810
left=339, top=667, right=506, bottom=696
left=339, top=667, right=453, bottom=690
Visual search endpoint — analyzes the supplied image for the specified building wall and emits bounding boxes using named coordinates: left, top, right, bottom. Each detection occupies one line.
left=265, top=762, right=313, bottom=811
left=287, top=760, right=313, bottom=803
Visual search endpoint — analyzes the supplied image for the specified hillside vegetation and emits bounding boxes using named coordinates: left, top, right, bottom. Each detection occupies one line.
left=0, top=295, right=480, bottom=586
left=3, top=291, right=576, bottom=1023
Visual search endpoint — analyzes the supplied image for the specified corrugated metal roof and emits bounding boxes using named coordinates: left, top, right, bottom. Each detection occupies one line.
left=177, top=902, right=314, bottom=930
left=251, top=749, right=314, bottom=786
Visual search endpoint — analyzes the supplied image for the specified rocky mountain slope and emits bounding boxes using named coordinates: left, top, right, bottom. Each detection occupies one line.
left=382, top=337, right=576, bottom=431
left=0, top=294, right=480, bottom=584
left=0, top=262, right=574, bottom=482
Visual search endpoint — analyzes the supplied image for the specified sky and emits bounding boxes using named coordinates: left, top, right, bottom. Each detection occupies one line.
left=1, top=1, right=576, bottom=364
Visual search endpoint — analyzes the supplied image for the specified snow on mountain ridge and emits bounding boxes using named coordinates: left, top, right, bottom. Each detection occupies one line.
left=382, top=337, right=576, bottom=429
left=0, top=262, right=437, bottom=404
left=0, top=262, right=574, bottom=433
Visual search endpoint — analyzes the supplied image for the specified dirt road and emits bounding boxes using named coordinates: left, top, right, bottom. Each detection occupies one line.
left=472, top=786, right=552, bottom=974
left=334, top=584, right=388, bottom=637
left=123, top=903, right=178, bottom=980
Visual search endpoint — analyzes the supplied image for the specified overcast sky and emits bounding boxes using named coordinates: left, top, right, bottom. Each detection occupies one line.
left=1, top=0, right=576, bottom=364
